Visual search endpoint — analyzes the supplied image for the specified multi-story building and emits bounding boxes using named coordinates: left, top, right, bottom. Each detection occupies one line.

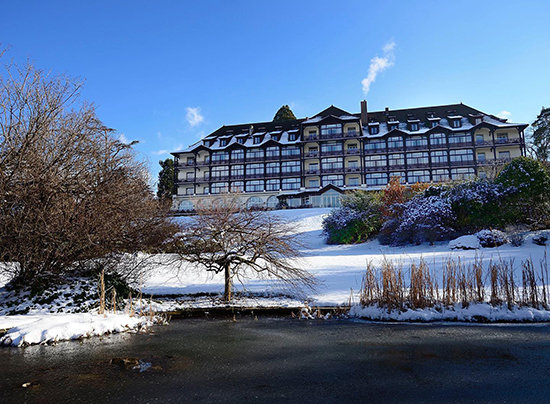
left=172, top=101, right=527, bottom=211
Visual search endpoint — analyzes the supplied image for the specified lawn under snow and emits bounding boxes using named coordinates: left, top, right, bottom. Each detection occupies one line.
left=143, top=208, right=550, bottom=309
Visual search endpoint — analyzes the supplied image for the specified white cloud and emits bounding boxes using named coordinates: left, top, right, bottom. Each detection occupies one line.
left=118, top=133, right=129, bottom=143
left=151, top=149, right=170, bottom=156
left=186, top=107, right=204, bottom=127
left=497, top=110, right=512, bottom=121
left=362, top=41, right=396, bottom=96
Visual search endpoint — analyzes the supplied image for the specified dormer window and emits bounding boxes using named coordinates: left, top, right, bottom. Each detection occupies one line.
left=253, top=136, right=261, bottom=144
left=388, top=122, right=399, bottom=131
left=204, top=140, right=211, bottom=147
left=370, top=125, right=379, bottom=135
left=451, top=119, right=462, bottom=128
left=237, top=137, right=245, bottom=144
left=289, top=133, right=298, bottom=141
left=431, top=121, right=438, bottom=128
left=410, top=123, right=419, bottom=131
left=220, top=139, right=228, bottom=146
left=271, top=134, right=279, bottom=141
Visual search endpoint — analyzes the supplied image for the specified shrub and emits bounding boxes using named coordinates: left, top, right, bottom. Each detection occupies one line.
left=496, top=157, right=550, bottom=227
left=476, top=229, right=508, bottom=248
left=533, top=232, right=549, bottom=246
left=322, top=191, right=382, bottom=244
left=382, top=195, right=456, bottom=245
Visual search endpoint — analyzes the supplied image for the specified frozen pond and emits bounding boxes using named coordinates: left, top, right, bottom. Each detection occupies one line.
left=1, top=318, right=550, bottom=403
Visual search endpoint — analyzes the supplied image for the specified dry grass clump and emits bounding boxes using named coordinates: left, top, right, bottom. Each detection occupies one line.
left=360, top=253, right=550, bottom=311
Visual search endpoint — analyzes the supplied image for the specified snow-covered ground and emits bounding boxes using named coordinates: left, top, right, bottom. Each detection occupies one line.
left=144, top=208, right=550, bottom=308
left=0, top=312, right=151, bottom=347
left=2, top=208, right=550, bottom=346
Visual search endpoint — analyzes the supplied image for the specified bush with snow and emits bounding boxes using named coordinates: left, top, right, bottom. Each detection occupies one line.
left=449, top=235, right=481, bottom=250
left=476, top=229, right=508, bottom=248
left=322, top=191, right=382, bottom=244
left=533, top=232, right=549, bottom=246
left=382, top=195, right=456, bottom=245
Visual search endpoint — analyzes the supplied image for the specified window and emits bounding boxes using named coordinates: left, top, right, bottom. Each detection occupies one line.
left=321, top=157, right=343, bottom=172
left=389, top=173, right=406, bottom=183
left=410, top=123, right=419, bottom=131
left=346, top=126, right=358, bottom=136
left=430, top=120, right=439, bottom=128
left=370, top=125, right=379, bottom=135
left=231, top=181, right=244, bottom=192
left=365, top=173, right=388, bottom=186
left=364, top=155, right=386, bottom=169
left=232, top=165, right=244, bottom=178
left=282, top=178, right=300, bottom=190
left=220, top=139, right=228, bottom=146
left=186, top=172, right=195, bottom=180
left=203, top=186, right=209, bottom=194
left=448, top=133, right=472, bottom=145
left=246, top=196, right=264, bottom=209
left=347, top=160, right=359, bottom=169
left=320, top=189, right=342, bottom=207
left=186, top=187, right=193, bottom=195
left=320, top=124, right=342, bottom=137
left=246, top=163, right=264, bottom=177
left=365, top=140, right=386, bottom=151
left=322, top=175, right=344, bottom=187
left=307, top=147, right=318, bottom=157
left=306, top=130, right=318, bottom=140
left=432, top=169, right=449, bottom=182
left=266, top=162, right=279, bottom=175
left=266, top=196, right=278, bottom=209
left=406, top=152, right=429, bottom=167
left=499, top=151, right=511, bottom=159
left=247, top=148, right=263, bottom=160
left=211, top=182, right=229, bottom=194
left=406, top=136, right=427, bottom=149
left=497, top=133, right=509, bottom=143
left=450, top=149, right=474, bottom=163
left=347, top=143, right=358, bottom=153
left=307, top=163, right=319, bottom=173
left=281, top=146, right=300, bottom=158
left=387, top=136, right=404, bottom=149
left=476, top=134, right=484, bottom=144
left=430, top=133, right=446, bottom=147
left=253, top=136, right=261, bottom=144
left=232, top=149, right=244, bottom=161
left=408, top=170, right=430, bottom=184
left=266, top=146, right=279, bottom=158
left=308, top=179, right=319, bottom=188
left=270, top=134, right=279, bottom=141
left=236, top=137, right=245, bottom=144
left=477, top=152, right=486, bottom=161
left=282, top=160, right=300, bottom=174
left=321, top=142, right=343, bottom=154
left=388, top=153, right=405, bottom=167
left=212, top=151, right=229, bottom=162
left=246, top=180, right=264, bottom=192
left=348, top=177, right=360, bottom=186
left=451, top=119, right=462, bottom=128
left=289, top=132, right=298, bottom=141
left=186, top=157, right=195, bottom=165
left=451, top=168, right=475, bottom=180
left=431, top=150, right=448, bottom=165
left=388, top=122, right=399, bottom=131
left=211, top=166, right=229, bottom=178
left=266, top=179, right=279, bottom=191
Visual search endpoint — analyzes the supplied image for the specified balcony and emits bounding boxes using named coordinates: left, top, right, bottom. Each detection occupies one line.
left=364, top=165, right=387, bottom=172
left=431, top=161, right=450, bottom=168
left=281, top=170, right=301, bottom=177
left=345, top=149, right=360, bottom=156
left=210, top=159, right=230, bottom=166
left=477, top=158, right=512, bottom=166
left=448, top=141, right=474, bottom=149
left=450, top=160, right=475, bottom=167
left=305, top=169, right=320, bottom=175
left=321, top=149, right=343, bottom=157
left=231, top=174, right=245, bottom=180
left=321, top=167, right=345, bottom=174
left=245, top=156, right=264, bottom=162
left=195, top=176, right=210, bottom=182
left=265, top=172, right=281, bottom=178
left=407, top=162, right=431, bottom=169
left=281, top=154, right=301, bottom=161
left=320, top=132, right=344, bottom=140
left=387, top=145, right=405, bottom=152
left=304, top=135, right=318, bottom=142
left=344, top=130, right=360, bottom=138
left=246, top=172, right=265, bottom=179
left=345, top=166, right=361, bottom=173
left=230, top=158, right=245, bottom=164
left=210, top=175, right=230, bottom=181
left=405, top=144, right=429, bottom=151
left=305, top=151, right=319, bottom=158
left=364, top=147, right=386, bottom=155
left=265, top=155, right=280, bottom=161
left=196, top=160, right=210, bottom=166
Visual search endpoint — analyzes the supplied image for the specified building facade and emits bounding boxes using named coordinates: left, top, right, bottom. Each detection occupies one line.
left=172, top=102, right=527, bottom=211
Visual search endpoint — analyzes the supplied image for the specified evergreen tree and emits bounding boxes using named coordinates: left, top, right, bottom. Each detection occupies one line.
left=157, top=158, right=175, bottom=200
left=532, top=107, right=550, bottom=161
left=273, top=105, right=296, bottom=122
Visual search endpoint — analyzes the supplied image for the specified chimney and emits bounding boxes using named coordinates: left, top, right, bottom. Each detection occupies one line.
left=360, top=100, right=368, bottom=124
left=385, top=107, right=390, bottom=115
left=249, top=125, right=254, bottom=136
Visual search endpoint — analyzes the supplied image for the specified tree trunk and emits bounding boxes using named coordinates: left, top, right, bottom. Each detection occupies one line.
left=223, top=264, right=232, bottom=301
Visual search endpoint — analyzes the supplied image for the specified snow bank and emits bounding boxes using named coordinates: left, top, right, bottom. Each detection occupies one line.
left=449, top=235, right=481, bottom=250
left=0, top=313, right=149, bottom=347
left=350, top=303, right=550, bottom=322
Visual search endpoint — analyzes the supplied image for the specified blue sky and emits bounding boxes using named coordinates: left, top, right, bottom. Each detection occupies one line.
left=2, top=1, right=549, bottom=185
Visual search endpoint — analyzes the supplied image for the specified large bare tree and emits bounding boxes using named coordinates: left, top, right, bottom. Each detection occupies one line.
left=174, top=197, right=317, bottom=301
left=0, top=61, right=176, bottom=286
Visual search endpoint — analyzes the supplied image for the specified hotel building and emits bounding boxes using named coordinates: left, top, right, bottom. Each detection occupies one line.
left=172, top=102, right=527, bottom=211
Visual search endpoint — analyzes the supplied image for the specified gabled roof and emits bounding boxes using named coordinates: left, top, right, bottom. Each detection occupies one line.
left=311, top=105, right=355, bottom=119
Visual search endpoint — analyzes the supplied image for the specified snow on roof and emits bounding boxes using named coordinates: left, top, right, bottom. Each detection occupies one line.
left=303, top=116, right=323, bottom=124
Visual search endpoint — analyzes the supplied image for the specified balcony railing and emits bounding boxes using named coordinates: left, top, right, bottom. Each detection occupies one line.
left=305, top=151, right=319, bottom=158
left=196, top=160, right=210, bottom=166
left=345, top=166, right=361, bottom=173
left=281, top=154, right=301, bottom=160
left=321, top=167, right=345, bottom=174
left=364, top=147, right=386, bottom=154
left=321, top=150, right=343, bottom=156
left=364, top=165, right=387, bottom=172
left=450, top=160, right=475, bottom=167
left=320, top=132, right=344, bottom=140
left=345, top=149, right=360, bottom=155
left=210, top=159, right=229, bottom=166
left=265, top=155, right=280, bottom=161
left=407, top=162, right=431, bottom=169
left=405, top=144, right=429, bottom=151
left=304, top=135, right=318, bottom=141
left=448, top=141, right=474, bottom=148
left=305, top=169, right=320, bottom=175
left=477, top=158, right=512, bottom=166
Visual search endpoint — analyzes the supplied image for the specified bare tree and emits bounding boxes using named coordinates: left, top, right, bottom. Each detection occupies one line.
left=0, top=61, right=176, bottom=286
left=174, top=197, right=317, bottom=301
